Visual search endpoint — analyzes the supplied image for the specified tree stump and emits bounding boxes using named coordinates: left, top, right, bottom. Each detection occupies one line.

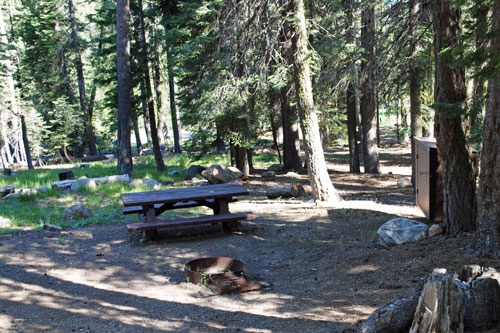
left=266, top=184, right=305, bottom=199
left=58, top=170, right=75, bottom=181
left=410, top=266, right=500, bottom=333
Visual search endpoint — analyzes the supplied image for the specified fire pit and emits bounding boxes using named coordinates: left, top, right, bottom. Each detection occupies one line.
left=184, top=257, right=269, bottom=294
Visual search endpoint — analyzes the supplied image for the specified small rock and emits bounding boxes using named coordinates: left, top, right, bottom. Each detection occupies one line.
left=63, top=204, right=93, bottom=221
left=75, top=163, right=91, bottom=168
left=167, top=170, right=183, bottom=177
left=71, top=179, right=97, bottom=192
left=0, top=217, right=13, bottom=228
left=186, top=165, right=206, bottom=177
left=198, top=181, right=210, bottom=186
left=428, top=224, right=443, bottom=237
left=43, top=223, right=63, bottom=232
left=143, top=178, right=161, bottom=189
left=397, top=178, right=412, bottom=189
left=285, top=171, right=300, bottom=178
left=261, top=171, right=275, bottom=178
left=128, top=179, right=146, bottom=188
left=38, top=186, right=50, bottom=193
left=267, top=164, right=285, bottom=173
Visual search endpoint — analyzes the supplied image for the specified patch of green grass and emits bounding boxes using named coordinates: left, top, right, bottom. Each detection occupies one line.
left=0, top=150, right=270, bottom=233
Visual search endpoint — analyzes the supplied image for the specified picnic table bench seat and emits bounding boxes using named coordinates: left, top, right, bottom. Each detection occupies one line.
left=126, top=212, right=256, bottom=232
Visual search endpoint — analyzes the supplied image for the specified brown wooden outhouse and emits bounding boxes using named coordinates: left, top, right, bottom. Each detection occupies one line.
left=415, top=137, right=443, bottom=222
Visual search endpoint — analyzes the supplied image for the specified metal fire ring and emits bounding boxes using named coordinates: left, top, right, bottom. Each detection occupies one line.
left=184, top=257, right=244, bottom=285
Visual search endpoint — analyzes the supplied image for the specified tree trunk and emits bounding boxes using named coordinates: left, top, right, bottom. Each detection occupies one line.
left=20, top=115, right=33, bottom=169
left=409, top=0, right=423, bottom=185
left=281, top=85, right=302, bottom=170
left=116, top=0, right=133, bottom=176
left=234, top=145, right=250, bottom=176
left=270, top=112, right=282, bottom=164
left=289, top=0, right=340, bottom=202
left=431, top=0, right=476, bottom=235
left=467, top=1, right=488, bottom=147
left=432, top=0, right=476, bottom=235
left=0, top=5, right=31, bottom=167
left=360, top=4, right=381, bottom=174
left=137, top=0, right=165, bottom=171
left=132, top=112, right=143, bottom=156
left=68, top=0, right=98, bottom=156
left=166, top=43, right=182, bottom=153
left=347, top=81, right=360, bottom=173
left=139, top=79, right=152, bottom=143
left=152, top=24, right=167, bottom=145
left=470, top=0, right=500, bottom=256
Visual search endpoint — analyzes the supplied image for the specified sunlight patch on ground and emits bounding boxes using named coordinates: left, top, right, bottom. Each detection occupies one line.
left=347, top=265, right=380, bottom=275
left=332, top=200, right=424, bottom=218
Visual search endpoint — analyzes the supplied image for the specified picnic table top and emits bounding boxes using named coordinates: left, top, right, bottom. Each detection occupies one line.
left=121, top=183, right=249, bottom=207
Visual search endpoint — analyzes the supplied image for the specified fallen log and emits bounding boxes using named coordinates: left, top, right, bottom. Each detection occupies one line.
left=41, top=154, right=115, bottom=165
left=0, top=185, right=15, bottom=197
left=51, top=174, right=130, bottom=190
left=266, top=184, right=305, bottom=199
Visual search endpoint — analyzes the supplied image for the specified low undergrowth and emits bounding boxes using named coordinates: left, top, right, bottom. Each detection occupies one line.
left=0, top=151, right=277, bottom=232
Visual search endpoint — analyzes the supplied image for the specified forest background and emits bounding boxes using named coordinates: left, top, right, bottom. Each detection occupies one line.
left=0, top=0, right=499, bottom=255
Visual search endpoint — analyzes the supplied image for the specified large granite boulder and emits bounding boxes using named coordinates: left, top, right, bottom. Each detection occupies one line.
left=377, top=218, right=429, bottom=247
left=201, top=165, right=244, bottom=184
left=63, top=204, right=93, bottom=221
left=71, top=178, right=97, bottom=192
left=0, top=216, right=13, bottom=228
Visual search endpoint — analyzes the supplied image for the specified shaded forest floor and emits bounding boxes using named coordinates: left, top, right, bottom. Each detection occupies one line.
left=1, top=136, right=499, bottom=332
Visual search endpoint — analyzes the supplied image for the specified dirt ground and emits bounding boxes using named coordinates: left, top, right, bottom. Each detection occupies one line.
left=1, top=141, right=499, bottom=332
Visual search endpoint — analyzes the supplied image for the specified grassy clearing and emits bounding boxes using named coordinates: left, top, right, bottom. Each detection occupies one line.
left=0, top=151, right=277, bottom=232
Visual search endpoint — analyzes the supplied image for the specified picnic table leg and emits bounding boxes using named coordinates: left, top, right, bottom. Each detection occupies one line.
left=143, top=205, right=157, bottom=240
left=215, top=198, right=238, bottom=233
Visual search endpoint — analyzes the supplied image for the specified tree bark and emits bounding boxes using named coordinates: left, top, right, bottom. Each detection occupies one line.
left=281, top=85, right=302, bottom=170
left=137, top=0, right=165, bottom=171
left=132, top=111, right=143, bottom=156
left=467, top=1, right=488, bottom=146
left=138, top=79, right=151, bottom=143
left=431, top=0, right=476, bottom=235
left=360, top=4, right=381, bottom=174
left=152, top=23, right=167, bottom=145
left=409, top=0, right=423, bottom=185
left=234, top=145, right=250, bottom=176
left=347, top=82, right=360, bottom=173
left=68, top=0, right=98, bottom=156
left=20, top=115, right=33, bottom=169
left=289, top=0, right=340, bottom=202
left=470, top=0, right=500, bottom=256
left=166, top=43, right=182, bottom=153
left=341, top=5, right=356, bottom=151
left=116, top=0, right=133, bottom=176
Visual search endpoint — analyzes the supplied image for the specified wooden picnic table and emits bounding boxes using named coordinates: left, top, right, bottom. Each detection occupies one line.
left=121, top=183, right=255, bottom=240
